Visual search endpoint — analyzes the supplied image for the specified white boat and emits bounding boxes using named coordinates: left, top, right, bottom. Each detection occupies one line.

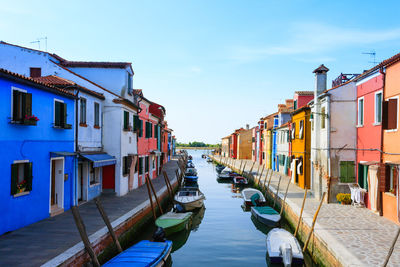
left=266, top=228, right=304, bottom=267
left=174, top=187, right=205, bottom=211
left=241, top=188, right=266, bottom=206
left=187, top=162, right=195, bottom=168
left=217, top=168, right=232, bottom=179
left=185, top=167, right=197, bottom=176
left=251, top=206, right=280, bottom=226
left=233, top=176, right=248, bottom=185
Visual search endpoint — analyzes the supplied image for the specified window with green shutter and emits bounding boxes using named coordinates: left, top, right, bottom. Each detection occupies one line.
left=12, top=90, right=32, bottom=122
left=139, top=157, right=144, bottom=174
left=340, top=161, right=356, bottom=183
left=11, top=162, right=33, bottom=195
left=145, top=156, right=149, bottom=172
left=94, top=102, right=100, bottom=127
left=123, top=111, right=129, bottom=131
left=139, top=119, right=143, bottom=137
left=133, top=115, right=139, bottom=131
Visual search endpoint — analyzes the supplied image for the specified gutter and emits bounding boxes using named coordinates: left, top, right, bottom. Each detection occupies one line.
left=326, top=94, right=332, bottom=203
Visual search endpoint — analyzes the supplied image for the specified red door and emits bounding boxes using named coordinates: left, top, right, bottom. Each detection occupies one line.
left=102, top=165, right=115, bottom=190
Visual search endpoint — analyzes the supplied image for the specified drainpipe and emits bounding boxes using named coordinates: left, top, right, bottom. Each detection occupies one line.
left=74, top=87, right=80, bottom=206
left=326, top=94, right=332, bottom=203
left=379, top=67, right=386, bottom=216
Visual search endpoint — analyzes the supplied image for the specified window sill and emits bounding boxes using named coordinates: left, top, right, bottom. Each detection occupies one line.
left=373, top=122, right=381, bottom=126
left=79, top=123, right=87, bottom=127
left=89, top=182, right=101, bottom=187
left=9, top=120, right=37, bottom=126
left=385, top=129, right=398, bottom=133
left=13, top=191, right=30, bottom=198
left=53, top=124, right=72, bottom=130
left=356, top=125, right=364, bottom=128
left=384, top=192, right=396, bottom=198
left=94, top=125, right=100, bottom=129
left=122, top=173, right=129, bottom=177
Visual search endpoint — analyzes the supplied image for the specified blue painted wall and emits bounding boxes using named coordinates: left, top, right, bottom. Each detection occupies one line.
left=272, top=116, right=279, bottom=171
left=88, top=183, right=102, bottom=201
left=0, top=77, right=75, bottom=235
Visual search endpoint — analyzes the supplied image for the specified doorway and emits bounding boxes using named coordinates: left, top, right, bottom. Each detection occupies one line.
left=50, top=158, right=64, bottom=216
left=102, top=164, right=115, bottom=190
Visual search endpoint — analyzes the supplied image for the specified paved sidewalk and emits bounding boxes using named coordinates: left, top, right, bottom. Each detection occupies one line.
left=216, top=156, right=400, bottom=267
left=0, top=160, right=179, bottom=267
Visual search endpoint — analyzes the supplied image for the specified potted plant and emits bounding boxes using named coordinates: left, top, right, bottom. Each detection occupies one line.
left=336, top=193, right=351, bottom=205
left=24, top=115, right=39, bottom=125
left=17, top=180, right=27, bottom=193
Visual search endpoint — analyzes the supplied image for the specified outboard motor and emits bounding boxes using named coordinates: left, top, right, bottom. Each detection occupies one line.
left=279, top=242, right=293, bottom=267
left=174, top=203, right=186, bottom=213
left=153, top=227, right=166, bottom=242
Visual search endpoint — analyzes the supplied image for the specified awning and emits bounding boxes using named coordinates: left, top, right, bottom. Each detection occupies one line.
left=80, top=153, right=116, bottom=168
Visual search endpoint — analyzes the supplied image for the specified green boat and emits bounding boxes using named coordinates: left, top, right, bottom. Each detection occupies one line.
left=155, top=211, right=192, bottom=236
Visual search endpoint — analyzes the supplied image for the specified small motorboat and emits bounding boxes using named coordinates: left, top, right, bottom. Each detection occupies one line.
left=155, top=211, right=192, bottom=236
left=206, top=158, right=213, bottom=163
left=241, top=188, right=266, bottom=206
left=103, top=240, right=173, bottom=266
left=188, top=155, right=193, bottom=160
left=233, top=176, right=248, bottom=186
left=184, top=175, right=198, bottom=183
left=216, top=165, right=225, bottom=173
left=201, top=154, right=207, bottom=159
left=266, top=228, right=304, bottom=267
left=229, top=172, right=240, bottom=178
left=174, top=187, right=205, bottom=211
left=251, top=205, right=280, bottom=226
left=187, top=162, right=195, bottom=168
left=218, top=168, right=233, bottom=179
left=185, top=167, right=197, bottom=176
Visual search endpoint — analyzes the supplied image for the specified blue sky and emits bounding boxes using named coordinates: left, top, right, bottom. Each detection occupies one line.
left=1, top=0, right=400, bottom=143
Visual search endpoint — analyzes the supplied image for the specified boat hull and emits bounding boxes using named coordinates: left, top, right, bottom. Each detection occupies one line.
left=175, top=198, right=204, bottom=211
left=241, top=188, right=266, bottom=206
left=155, top=212, right=192, bottom=236
left=251, top=206, right=280, bottom=226
left=266, top=228, right=304, bottom=266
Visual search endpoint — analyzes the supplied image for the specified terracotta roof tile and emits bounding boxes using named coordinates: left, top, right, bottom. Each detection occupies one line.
left=0, top=68, right=75, bottom=97
left=295, top=91, right=314, bottom=95
left=33, top=75, right=105, bottom=100
left=313, top=64, right=329, bottom=73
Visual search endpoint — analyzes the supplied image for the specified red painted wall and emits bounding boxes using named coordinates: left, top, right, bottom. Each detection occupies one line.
left=295, top=95, right=314, bottom=109
left=230, top=134, right=238, bottom=159
left=356, top=73, right=383, bottom=209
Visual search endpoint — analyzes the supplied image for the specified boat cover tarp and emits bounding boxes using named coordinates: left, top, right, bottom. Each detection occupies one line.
left=253, top=206, right=278, bottom=215
left=103, top=240, right=172, bottom=266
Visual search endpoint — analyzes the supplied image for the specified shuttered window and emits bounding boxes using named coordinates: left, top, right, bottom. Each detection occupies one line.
left=375, top=92, right=382, bottom=124
left=11, top=162, right=33, bottom=195
left=123, top=111, right=129, bottom=131
left=291, top=122, right=296, bottom=140
left=12, top=90, right=32, bottom=122
left=139, top=157, right=144, bottom=175
left=133, top=115, right=140, bottom=131
left=94, top=102, right=100, bottom=127
left=383, top=98, right=398, bottom=130
left=145, top=156, right=149, bottom=172
left=139, top=119, right=143, bottom=137
left=340, top=161, right=355, bottom=183
left=122, top=156, right=130, bottom=175
left=80, top=98, right=86, bottom=124
left=357, top=98, right=364, bottom=126
left=54, top=100, right=68, bottom=128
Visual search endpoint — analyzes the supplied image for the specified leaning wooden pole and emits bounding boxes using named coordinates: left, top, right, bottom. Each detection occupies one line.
left=249, top=161, right=256, bottom=174
left=239, top=160, right=243, bottom=172
left=266, top=169, right=274, bottom=192
left=258, top=165, right=265, bottom=187
left=145, top=176, right=157, bottom=220
left=280, top=178, right=291, bottom=215
left=294, top=188, right=308, bottom=237
left=273, top=175, right=282, bottom=208
left=303, top=192, right=326, bottom=252
left=242, top=161, right=247, bottom=175
left=95, top=198, right=123, bottom=253
left=146, top=174, right=163, bottom=215
left=162, top=171, right=173, bottom=199
left=71, top=206, right=100, bottom=267
left=263, top=168, right=270, bottom=188
left=383, top=227, right=400, bottom=267
left=255, top=164, right=261, bottom=184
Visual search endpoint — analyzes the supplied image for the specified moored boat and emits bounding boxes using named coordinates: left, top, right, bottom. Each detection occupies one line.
left=184, top=175, right=198, bottom=183
left=103, top=240, right=173, bottom=267
left=185, top=167, right=197, bottom=176
left=215, top=165, right=225, bottom=172
left=251, top=206, right=280, bottom=226
left=266, top=228, right=304, bottom=267
left=217, top=168, right=233, bottom=179
left=233, top=176, right=248, bottom=185
left=174, top=187, right=205, bottom=211
left=155, top=211, right=192, bottom=236
left=241, top=188, right=266, bottom=206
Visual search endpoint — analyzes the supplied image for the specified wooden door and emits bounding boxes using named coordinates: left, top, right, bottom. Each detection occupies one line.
left=102, top=164, right=115, bottom=189
left=51, top=160, right=56, bottom=205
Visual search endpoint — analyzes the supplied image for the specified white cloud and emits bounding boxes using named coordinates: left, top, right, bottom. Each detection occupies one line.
left=228, top=22, right=400, bottom=62
left=189, top=66, right=202, bottom=73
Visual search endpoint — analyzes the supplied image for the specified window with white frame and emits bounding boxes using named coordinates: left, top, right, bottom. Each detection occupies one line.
left=89, top=162, right=100, bottom=185
left=375, top=92, right=382, bottom=124
left=80, top=98, right=86, bottom=124
left=358, top=98, right=364, bottom=126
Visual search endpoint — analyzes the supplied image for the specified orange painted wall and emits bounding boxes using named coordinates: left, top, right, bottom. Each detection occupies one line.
left=382, top=193, right=399, bottom=225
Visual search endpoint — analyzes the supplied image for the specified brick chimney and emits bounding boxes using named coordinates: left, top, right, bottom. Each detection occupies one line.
left=285, top=99, right=294, bottom=109
left=246, top=124, right=249, bottom=130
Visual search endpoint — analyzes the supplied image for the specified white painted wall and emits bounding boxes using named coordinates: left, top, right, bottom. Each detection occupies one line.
left=78, top=92, right=102, bottom=152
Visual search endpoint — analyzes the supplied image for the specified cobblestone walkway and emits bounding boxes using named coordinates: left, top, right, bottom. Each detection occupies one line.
left=0, top=160, right=179, bottom=267
left=216, top=156, right=400, bottom=267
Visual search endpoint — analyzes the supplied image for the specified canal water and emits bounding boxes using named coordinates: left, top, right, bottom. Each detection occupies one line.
left=138, top=149, right=315, bottom=266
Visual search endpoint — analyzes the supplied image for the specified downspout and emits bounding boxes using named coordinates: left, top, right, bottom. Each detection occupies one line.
left=74, top=87, right=80, bottom=206
left=326, top=94, right=332, bottom=203
left=379, top=67, right=386, bottom=216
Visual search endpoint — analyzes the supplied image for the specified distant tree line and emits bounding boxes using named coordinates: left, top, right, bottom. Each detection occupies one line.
left=176, top=141, right=220, bottom=148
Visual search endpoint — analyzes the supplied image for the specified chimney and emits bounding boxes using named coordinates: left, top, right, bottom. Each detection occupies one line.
left=285, top=99, right=294, bottom=109
left=246, top=124, right=249, bottom=130
left=313, top=64, right=329, bottom=95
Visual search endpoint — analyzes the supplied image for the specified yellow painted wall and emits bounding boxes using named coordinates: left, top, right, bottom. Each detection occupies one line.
left=291, top=109, right=311, bottom=189
left=237, top=129, right=252, bottom=159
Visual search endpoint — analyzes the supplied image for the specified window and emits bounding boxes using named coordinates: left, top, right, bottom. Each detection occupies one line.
left=30, top=67, right=41, bottom=78
left=340, top=161, right=355, bottom=183
left=123, top=111, right=130, bottom=131
left=80, top=98, right=87, bottom=125
left=11, top=161, right=32, bottom=195
left=122, top=156, right=132, bottom=175
left=127, top=74, right=133, bottom=95
left=299, top=120, right=304, bottom=139
left=357, top=98, right=364, bottom=126
left=145, top=156, right=149, bottom=173
left=291, top=122, right=296, bottom=140
left=383, top=98, right=398, bottom=130
left=152, top=156, right=155, bottom=168
left=321, top=107, right=326, bottom=129
left=138, top=119, right=143, bottom=137
left=262, top=152, right=265, bottom=159
left=375, top=92, right=382, bottom=124
left=94, top=102, right=100, bottom=127
left=154, top=124, right=158, bottom=139
left=139, top=158, right=144, bottom=175
left=54, top=100, right=70, bottom=128
left=294, top=100, right=298, bottom=110
left=264, top=122, right=267, bottom=128
left=12, top=89, right=33, bottom=123
left=89, top=163, right=100, bottom=185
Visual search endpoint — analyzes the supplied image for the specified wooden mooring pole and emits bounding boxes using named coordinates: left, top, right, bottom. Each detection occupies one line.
left=263, top=169, right=270, bottom=189
left=255, top=164, right=261, bottom=184
left=273, top=175, right=282, bottom=208
left=163, top=171, right=174, bottom=199
left=145, top=176, right=157, bottom=220
left=280, top=178, right=291, bottom=216
left=294, top=188, right=308, bottom=237
left=382, top=227, right=400, bottom=267
left=71, top=206, right=100, bottom=267
left=258, top=165, right=265, bottom=187
left=94, top=198, right=123, bottom=253
left=146, top=174, right=163, bottom=215
left=242, top=161, right=247, bottom=175
left=239, top=160, right=243, bottom=173
left=266, top=169, right=274, bottom=192
left=303, top=192, right=326, bottom=253
left=249, top=161, right=256, bottom=174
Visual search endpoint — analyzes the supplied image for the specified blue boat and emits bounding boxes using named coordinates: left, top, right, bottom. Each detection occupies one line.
left=103, top=240, right=172, bottom=266
left=184, top=175, right=198, bottom=183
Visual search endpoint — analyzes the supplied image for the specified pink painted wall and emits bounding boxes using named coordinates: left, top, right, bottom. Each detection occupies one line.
left=294, top=94, right=314, bottom=109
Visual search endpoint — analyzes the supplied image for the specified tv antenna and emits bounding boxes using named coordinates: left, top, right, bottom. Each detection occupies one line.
left=362, top=50, right=378, bottom=66
left=30, top=37, right=48, bottom=51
